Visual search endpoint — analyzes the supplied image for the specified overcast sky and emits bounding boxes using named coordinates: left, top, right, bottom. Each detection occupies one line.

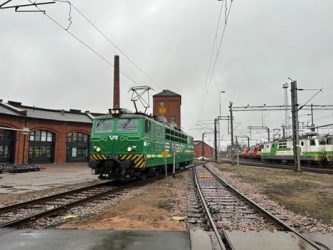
left=1, top=0, right=333, bottom=145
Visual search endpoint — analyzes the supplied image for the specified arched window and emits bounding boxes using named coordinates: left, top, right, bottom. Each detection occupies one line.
left=29, top=130, right=55, bottom=164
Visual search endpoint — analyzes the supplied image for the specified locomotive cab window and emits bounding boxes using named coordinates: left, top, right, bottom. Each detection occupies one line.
left=327, top=137, right=333, bottom=145
left=319, top=139, right=326, bottom=145
left=117, top=118, right=138, bottom=132
left=145, top=120, right=151, bottom=133
left=95, top=119, right=113, bottom=132
left=310, top=139, right=316, bottom=146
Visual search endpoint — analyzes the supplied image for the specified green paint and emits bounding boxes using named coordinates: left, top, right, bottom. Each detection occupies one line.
left=90, top=114, right=193, bottom=168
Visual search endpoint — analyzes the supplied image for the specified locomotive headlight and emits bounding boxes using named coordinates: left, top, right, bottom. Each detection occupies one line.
left=96, top=147, right=101, bottom=152
left=110, top=109, right=120, bottom=115
left=127, top=146, right=137, bottom=152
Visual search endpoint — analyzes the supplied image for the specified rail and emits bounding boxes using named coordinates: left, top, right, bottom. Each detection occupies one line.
left=201, top=164, right=322, bottom=250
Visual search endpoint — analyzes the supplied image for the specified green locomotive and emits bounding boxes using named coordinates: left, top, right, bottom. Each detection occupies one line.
left=89, top=108, right=194, bottom=180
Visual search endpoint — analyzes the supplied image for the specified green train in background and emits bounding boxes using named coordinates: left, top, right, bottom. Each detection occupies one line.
left=89, top=108, right=194, bottom=180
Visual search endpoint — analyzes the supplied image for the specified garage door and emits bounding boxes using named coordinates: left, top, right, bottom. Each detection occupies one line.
left=0, top=129, right=15, bottom=164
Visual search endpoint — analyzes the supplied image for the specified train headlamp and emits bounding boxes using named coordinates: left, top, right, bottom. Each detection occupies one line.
left=127, top=146, right=136, bottom=152
left=96, top=147, right=101, bottom=152
left=109, top=108, right=122, bottom=116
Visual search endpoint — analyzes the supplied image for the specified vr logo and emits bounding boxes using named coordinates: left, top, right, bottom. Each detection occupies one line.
left=109, top=135, right=119, bottom=140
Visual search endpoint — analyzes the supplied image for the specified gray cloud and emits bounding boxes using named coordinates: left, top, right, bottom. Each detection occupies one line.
left=1, top=0, right=332, bottom=145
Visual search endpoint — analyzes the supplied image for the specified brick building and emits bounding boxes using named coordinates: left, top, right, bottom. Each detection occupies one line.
left=193, top=140, right=214, bottom=159
left=153, top=90, right=181, bottom=128
left=0, top=100, right=102, bottom=165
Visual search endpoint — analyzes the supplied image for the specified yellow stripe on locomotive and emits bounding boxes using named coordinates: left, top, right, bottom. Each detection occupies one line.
left=90, top=154, right=146, bottom=169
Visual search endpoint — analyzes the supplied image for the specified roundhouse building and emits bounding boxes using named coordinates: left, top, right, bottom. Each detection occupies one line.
left=0, top=100, right=102, bottom=165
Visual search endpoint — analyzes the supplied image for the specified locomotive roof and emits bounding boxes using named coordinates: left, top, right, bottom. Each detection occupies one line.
left=94, top=112, right=192, bottom=137
left=264, top=134, right=332, bottom=144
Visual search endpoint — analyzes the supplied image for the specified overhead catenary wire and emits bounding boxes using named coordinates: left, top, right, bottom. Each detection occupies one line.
left=69, top=2, right=162, bottom=90
left=200, top=0, right=234, bottom=117
left=24, top=1, right=205, bottom=133
left=206, top=0, right=233, bottom=92
left=298, top=88, right=323, bottom=110
left=202, top=1, right=224, bottom=107
left=28, top=0, right=139, bottom=86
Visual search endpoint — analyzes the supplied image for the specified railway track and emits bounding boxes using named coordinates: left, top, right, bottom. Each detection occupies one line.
left=190, top=164, right=323, bottom=250
left=0, top=180, right=150, bottom=229
left=217, top=159, right=333, bottom=175
left=0, top=163, right=196, bottom=229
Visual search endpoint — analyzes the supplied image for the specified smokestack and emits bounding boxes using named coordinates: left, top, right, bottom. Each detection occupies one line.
left=113, top=55, right=120, bottom=108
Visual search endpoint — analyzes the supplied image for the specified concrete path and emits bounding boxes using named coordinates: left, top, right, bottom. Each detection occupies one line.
left=0, top=163, right=98, bottom=193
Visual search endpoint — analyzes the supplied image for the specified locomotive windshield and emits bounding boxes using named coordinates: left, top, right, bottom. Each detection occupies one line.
left=116, top=118, right=138, bottom=131
left=95, top=119, right=113, bottom=132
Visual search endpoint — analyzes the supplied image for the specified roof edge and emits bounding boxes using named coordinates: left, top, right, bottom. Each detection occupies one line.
left=0, top=101, right=27, bottom=115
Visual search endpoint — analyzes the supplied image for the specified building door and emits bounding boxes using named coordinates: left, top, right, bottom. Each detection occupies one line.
left=0, top=129, right=15, bottom=164
left=28, top=130, right=55, bottom=164
left=66, top=132, right=89, bottom=162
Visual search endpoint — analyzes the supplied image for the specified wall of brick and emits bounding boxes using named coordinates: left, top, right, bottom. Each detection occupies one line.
left=194, top=141, right=214, bottom=159
left=153, top=96, right=181, bottom=128
left=0, top=114, right=91, bottom=164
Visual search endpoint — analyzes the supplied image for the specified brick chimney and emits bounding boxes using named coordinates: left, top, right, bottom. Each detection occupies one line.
left=113, top=55, right=120, bottom=108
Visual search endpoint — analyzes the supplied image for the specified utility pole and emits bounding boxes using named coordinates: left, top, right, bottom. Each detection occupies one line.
left=214, top=118, right=218, bottom=162
left=201, top=132, right=205, bottom=160
left=283, top=83, right=289, bottom=137
left=310, top=103, right=315, bottom=132
left=213, top=116, right=229, bottom=162
left=218, top=91, right=225, bottom=152
left=229, top=102, right=234, bottom=165
left=235, top=135, right=250, bottom=148
left=248, top=126, right=270, bottom=141
left=282, top=125, right=286, bottom=138
left=291, top=81, right=301, bottom=172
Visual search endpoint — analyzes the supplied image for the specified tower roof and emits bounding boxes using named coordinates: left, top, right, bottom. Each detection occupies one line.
left=153, top=89, right=181, bottom=97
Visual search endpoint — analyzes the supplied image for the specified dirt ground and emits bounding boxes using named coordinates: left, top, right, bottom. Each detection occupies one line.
left=59, top=172, right=189, bottom=231
left=2, top=163, right=332, bottom=231
left=214, top=163, right=333, bottom=225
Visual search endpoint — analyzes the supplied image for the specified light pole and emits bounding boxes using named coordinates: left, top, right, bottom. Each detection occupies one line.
left=229, top=102, right=234, bottom=165
left=202, top=131, right=214, bottom=160
left=218, top=91, right=225, bottom=153
left=219, top=91, right=225, bottom=117
left=214, top=115, right=229, bottom=162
